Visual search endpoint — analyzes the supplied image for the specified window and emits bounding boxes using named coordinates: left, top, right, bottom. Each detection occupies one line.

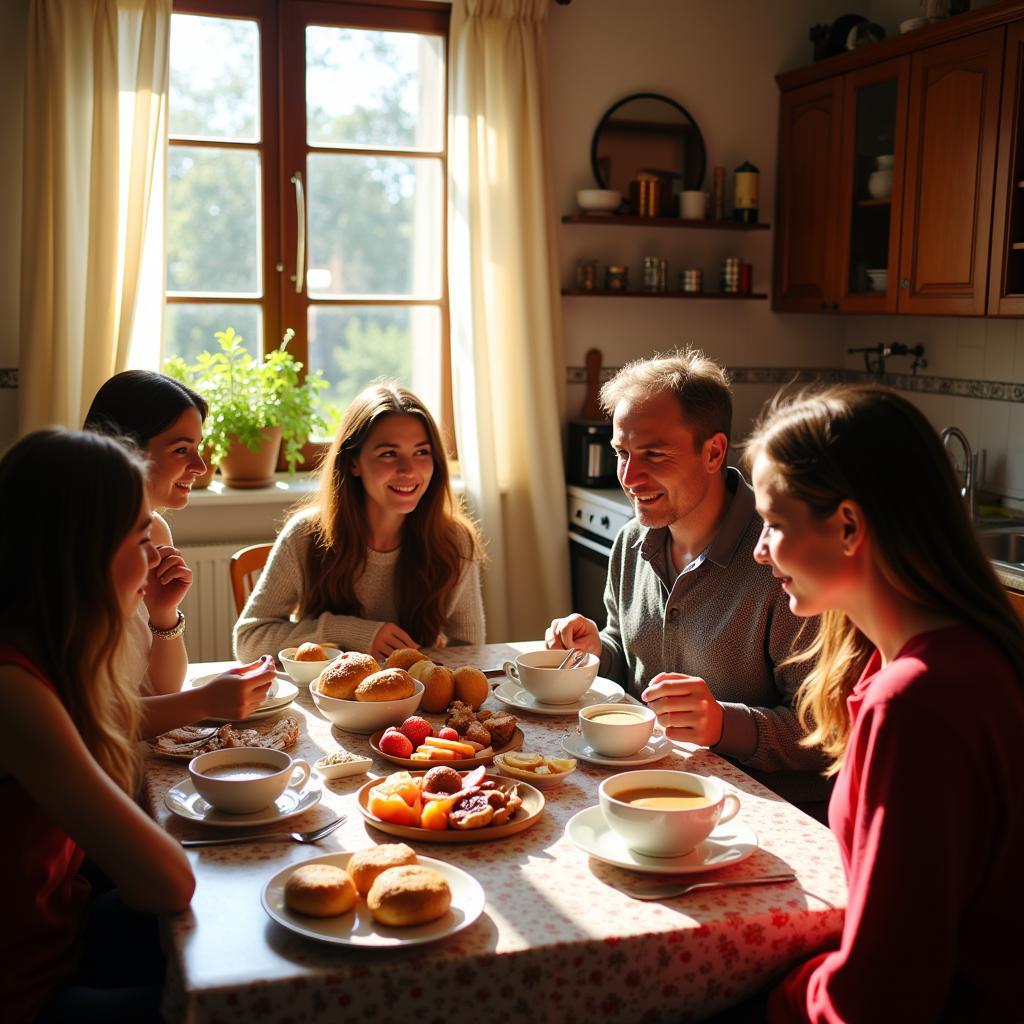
left=166, top=0, right=451, bottom=429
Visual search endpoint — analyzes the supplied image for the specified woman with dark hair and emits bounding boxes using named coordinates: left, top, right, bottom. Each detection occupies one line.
left=85, top=370, right=275, bottom=722
left=0, top=429, right=195, bottom=1022
left=234, top=382, right=484, bottom=662
left=744, top=385, right=1024, bottom=1021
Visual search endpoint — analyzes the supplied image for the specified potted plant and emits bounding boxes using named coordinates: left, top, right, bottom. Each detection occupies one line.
left=165, top=327, right=328, bottom=489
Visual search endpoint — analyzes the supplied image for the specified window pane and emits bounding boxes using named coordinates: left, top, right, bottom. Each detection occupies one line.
left=163, top=303, right=261, bottom=366
left=306, top=27, right=444, bottom=150
left=306, top=154, right=441, bottom=297
left=308, top=305, right=440, bottom=417
left=169, top=14, right=260, bottom=142
left=167, top=147, right=262, bottom=295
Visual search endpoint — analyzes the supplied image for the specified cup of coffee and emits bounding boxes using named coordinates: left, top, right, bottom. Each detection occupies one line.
left=189, top=747, right=311, bottom=814
left=579, top=702, right=655, bottom=757
left=502, top=649, right=599, bottom=704
left=679, top=190, right=709, bottom=220
left=599, top=769, right=740, bottom=857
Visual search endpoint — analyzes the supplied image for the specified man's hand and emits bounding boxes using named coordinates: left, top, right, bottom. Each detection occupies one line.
left=641, top=673, right=724, bottom=748
left=371, top=622, right=419, bottom=662
left=544, top=614, right=601, bottom=655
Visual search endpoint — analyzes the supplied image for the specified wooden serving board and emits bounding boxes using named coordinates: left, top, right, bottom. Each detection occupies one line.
left=368, top=726, right=524, bottom=770
left=356, top=772, right=544, bottom=844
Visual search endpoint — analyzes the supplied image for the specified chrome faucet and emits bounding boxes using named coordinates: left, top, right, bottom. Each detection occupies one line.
left=940, top=426, right=978, bottom=523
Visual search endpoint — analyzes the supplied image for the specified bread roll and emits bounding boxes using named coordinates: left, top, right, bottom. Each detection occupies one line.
left=367, top=865, right=451, bottom=927
left=354, top=667, right=415, bottom=702
left=420, top=664, right=454, bottom=713
left=408, top=659, right=434, bottom=682
left=384, top=647, right=425, bottom=671
left=294, top=642, right=329, bottom=662
left=346, top=843, right=418, bottom=896
left=284, top=863, right=357, bottom=917
left=453, top=666, right=489, bottom=710
left=317, top=652, right=379, bottom=699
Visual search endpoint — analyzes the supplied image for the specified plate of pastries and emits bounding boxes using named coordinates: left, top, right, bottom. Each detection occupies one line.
left=261, top=842, right=485, bottom=947
left=356, top=765, right=544, bottom=843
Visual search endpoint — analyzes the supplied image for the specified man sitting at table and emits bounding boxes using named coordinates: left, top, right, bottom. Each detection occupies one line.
left=547, top=349, right=827, bottom=802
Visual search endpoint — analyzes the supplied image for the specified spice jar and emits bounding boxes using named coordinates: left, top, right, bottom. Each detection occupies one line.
left=575, top=259, right=598, bottom=293
left=630, top=173, right=661, bottom=217
left=605, top=265, right=629, bottom=292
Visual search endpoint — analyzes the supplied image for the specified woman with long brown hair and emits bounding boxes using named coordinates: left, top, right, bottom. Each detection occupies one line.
left=234, top=382, right=484, bottom=662
left=0, top=429, right=195, bottom=1022
left=744, top=385, right=1024, bottom=1022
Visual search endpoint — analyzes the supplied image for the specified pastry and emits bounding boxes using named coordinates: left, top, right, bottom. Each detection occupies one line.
left=384, top=647, right=425, bottom=671
left=293, top=642, right=329, bottom=662
left=366, top=865, right=451, bottom=926
left=354, top=667, right=415, bottom=702
left=346, top=843, right=418, bottom=896
left=452, top=666, right=489, bottom=710
left=284, top=864, right=357, bottom=917
left=419, top=664, right=454, bottom=712
left=317, top=652, right=379, bottom=699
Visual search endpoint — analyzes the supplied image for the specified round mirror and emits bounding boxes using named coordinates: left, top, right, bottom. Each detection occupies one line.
left=590, top=93, right=706, bottom=209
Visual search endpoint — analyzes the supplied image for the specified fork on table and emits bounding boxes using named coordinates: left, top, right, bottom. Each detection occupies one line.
left=180, top=815, right=347, bottom=848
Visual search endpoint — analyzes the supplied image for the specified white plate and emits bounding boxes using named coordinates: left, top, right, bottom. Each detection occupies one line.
left=565, top=805, right=758, bottom=875
left=164, top=778, right=321, bottom=827
left=187, top=673, right=298, bottom=723
left=492, top=676, right=625, bottom=715
left=261, top=852, right=485, bottom=947
left=561, top=731, right=674, bottom=767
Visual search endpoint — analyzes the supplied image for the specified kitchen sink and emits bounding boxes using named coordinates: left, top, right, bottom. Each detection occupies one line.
left=976, top=521, right=1024, bottom=565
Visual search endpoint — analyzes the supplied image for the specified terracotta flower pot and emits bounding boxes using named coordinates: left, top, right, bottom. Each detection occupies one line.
left=218, top=426, right=283, bottom=489
left=191, top=445, right=217, bottom=490
left=276, top=438, right=331, bottom=474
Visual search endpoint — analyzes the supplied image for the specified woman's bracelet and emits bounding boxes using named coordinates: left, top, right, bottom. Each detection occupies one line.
left=149, top=609, right=185, bottom=640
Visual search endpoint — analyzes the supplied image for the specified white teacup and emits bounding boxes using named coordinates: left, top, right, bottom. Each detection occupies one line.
left=189, top=747, right=311, bottom=815
left=599, top=769, right=741, bottom=858
left=579, top=702, right=655, bottom=757
left=680, top=190, right=709, bottom=219
left=502, top=649, right=599, bottom=704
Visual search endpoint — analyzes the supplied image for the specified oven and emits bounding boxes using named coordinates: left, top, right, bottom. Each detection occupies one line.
left=567, top=486, right=633, bottom=630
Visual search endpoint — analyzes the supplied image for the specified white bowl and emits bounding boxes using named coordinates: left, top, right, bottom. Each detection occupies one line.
left=492, top=752, right=577, bottom=790
left=866, top=269, right=888, bottom=293
left=576, top=189, right=622, bottom=213
left=309, top=679, right=424, bottom=734
left=278, top=646, right=342, bottom=685
left=314, top=750, right=373, bottom=780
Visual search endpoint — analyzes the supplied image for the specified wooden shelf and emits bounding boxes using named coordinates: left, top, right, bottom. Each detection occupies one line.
left=561, top=289, right=768, bottom=300
left=856, top=197, right=892, bottom=207
left=561, top=213, right=770, bottom=230
left=1011, top=242, right=1024, bottom=250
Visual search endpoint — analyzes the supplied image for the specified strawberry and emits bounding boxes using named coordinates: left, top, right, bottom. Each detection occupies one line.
left=399, top=716, right=433, bottom=747
left=379, top=730, right=414, bottom=758
left=437, top=726, right=459, bottom=741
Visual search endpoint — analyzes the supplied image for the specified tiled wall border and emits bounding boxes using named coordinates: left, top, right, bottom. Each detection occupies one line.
left=567, top=365, right=1024, bottom=402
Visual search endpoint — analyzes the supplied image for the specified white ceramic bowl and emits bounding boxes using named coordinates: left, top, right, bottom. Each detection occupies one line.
left=309, top=679, right=424, bottom=734
left=866, top=269, right=888, bottom=293
left=314, top=750, right=374, bottom=780
left=492, top=752, right=577, bottom=790
left=576, top=188, right=622, bottom=213
left=278, top=646, right=342, bottom=685
left=579, top=702, right=656, bottom=757
left=502, top=649, right=599, bottom=704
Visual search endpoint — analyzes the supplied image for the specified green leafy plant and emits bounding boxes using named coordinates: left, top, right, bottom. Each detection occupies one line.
left=164, top=327, right=328, bottom=472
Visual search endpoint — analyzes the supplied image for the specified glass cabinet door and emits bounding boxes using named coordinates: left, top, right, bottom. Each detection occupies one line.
left=836, top=57, right=909, bottom=312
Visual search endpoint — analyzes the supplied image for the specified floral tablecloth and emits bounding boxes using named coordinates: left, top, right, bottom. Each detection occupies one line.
left=145, top=644, right=846, bottom=1024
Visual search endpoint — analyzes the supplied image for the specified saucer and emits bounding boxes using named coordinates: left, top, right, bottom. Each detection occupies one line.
left=164, top=778, right=321, bottom=827
left=492, top=676, right=625, bottom=716
left=188, top=673, right=298, bottom=723
left=565, top=805, right=758, bottom=874
left=561, top=731, right=674, bottom=767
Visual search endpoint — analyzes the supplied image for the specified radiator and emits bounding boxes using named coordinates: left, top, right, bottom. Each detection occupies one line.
left=177, top=543, right=249, bottom=663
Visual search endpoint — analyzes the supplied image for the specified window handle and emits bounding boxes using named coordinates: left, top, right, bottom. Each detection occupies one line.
left=290, top=171, right=305, bottom=294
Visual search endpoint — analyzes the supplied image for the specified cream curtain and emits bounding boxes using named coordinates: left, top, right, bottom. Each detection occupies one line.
left=19, top=0, right=170, bottom=433
left=448, top=0, right=571, bottom=642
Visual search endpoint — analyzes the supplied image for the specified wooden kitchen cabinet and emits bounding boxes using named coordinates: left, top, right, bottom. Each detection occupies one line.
left=773, top=77, right=843, bottom=312
left=898, top=28, right=1004, bottom=316
left=774, top=13, right=1009, bottom=317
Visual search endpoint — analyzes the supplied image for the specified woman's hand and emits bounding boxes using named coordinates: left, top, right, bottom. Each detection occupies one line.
left=641, top=673, right=724, bottom=748
left=195, top=656, right=276, bottom=721
left=145, top=544, right=193, bottom=629
left=371, top=622, right=420, bottom=662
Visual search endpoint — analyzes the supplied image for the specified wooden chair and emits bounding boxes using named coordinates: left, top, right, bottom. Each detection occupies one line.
left=229, top=543, right=273, bottom=616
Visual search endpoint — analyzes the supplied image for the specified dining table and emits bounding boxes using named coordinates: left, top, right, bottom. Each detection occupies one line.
left=143, top=642, right=848, bottom=1024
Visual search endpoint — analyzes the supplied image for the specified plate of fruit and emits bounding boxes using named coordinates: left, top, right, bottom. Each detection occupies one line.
left=356, top=766, right=544, bottom=843
left=369, top=713, right=525, bottom=769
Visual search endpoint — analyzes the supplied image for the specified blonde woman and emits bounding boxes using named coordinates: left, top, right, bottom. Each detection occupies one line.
left=235, top=382, right=484, bottom=663
left=0, top=429, right=200, bottom=1022
left=745, top=386, right=1024, bottom=1022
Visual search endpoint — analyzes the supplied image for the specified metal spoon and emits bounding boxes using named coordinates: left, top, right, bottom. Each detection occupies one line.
left=617, top=871, right=797, bottom=901
left=557, top=647, right=579, bottom=670
left=181, top=814, right=347, bottom=848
